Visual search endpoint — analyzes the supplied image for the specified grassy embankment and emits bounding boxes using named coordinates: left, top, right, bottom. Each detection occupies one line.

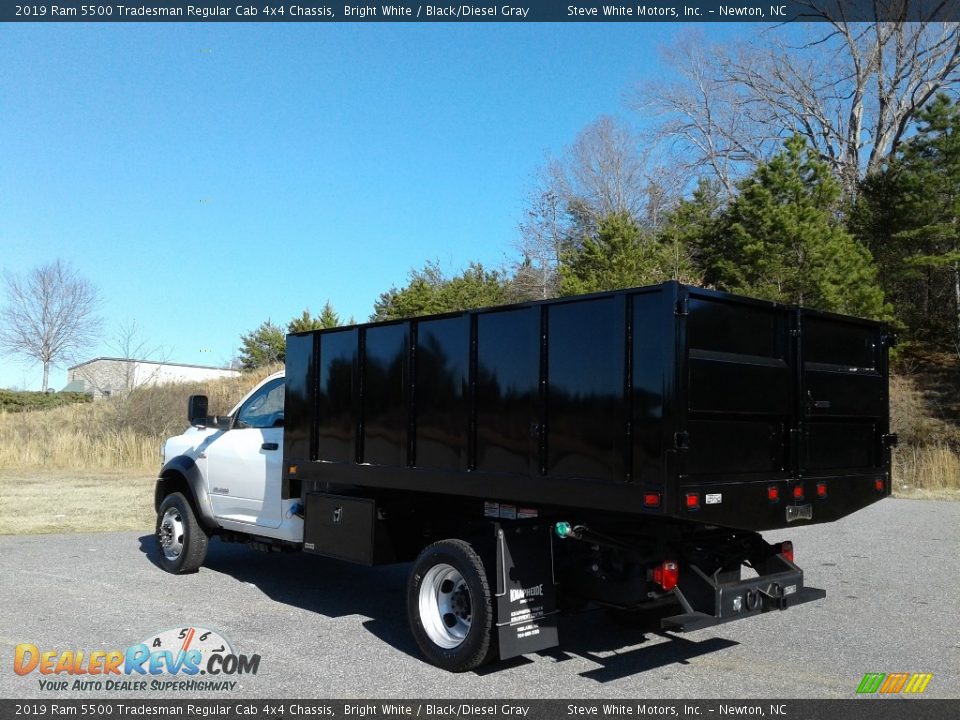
left=0, top=355, right=956, bottom=535
left=0, top=365, right=278, bottom=534
left=889, top=371, right=960, bottom=499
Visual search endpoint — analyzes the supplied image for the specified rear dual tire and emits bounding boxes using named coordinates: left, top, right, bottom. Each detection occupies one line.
left=407, top=539, right=497, bottom=672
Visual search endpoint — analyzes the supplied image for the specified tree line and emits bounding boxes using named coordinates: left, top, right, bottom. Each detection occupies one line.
left=358, top=19, right=960, bottom=358
left=239, top=90, right=960, bottom=369
left=369, top=95, right=959, bottom=335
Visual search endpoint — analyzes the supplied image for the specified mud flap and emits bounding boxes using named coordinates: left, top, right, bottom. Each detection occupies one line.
left=494, top=522, right=560, bottom=660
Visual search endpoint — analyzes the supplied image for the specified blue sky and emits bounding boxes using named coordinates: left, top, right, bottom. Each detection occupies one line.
left=0, top=22, right=744, bottom=390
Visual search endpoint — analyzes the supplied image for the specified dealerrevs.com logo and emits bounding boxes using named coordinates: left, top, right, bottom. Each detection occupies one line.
left=14, top=627, right=260, bottom=693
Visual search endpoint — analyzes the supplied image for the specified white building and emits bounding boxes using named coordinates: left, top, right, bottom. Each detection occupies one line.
left=64, top=357, right=240, bottom=399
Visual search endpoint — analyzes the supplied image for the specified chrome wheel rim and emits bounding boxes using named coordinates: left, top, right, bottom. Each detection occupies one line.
left=158, top=507, right=185, bottom=561
left=419, top=563, right=471, bottom=649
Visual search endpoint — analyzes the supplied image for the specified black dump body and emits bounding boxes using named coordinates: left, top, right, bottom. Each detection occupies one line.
left=283, top=282, right=894, bottom=532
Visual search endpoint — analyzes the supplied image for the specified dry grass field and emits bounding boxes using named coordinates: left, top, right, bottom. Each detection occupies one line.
left=0, top=470, right=155, bottom=534
left=888, top=372, right=960, bottom=497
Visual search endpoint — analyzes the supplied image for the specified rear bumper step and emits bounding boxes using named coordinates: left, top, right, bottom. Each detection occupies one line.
left=661, top=557, right=826, bottom=632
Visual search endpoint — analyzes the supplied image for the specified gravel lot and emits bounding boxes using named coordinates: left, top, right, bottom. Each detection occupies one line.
left=1, top=497, right=957, bottom=700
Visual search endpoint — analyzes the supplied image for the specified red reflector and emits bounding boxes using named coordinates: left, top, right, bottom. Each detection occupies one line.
left=768, top=486, right=780, bottom=503
left=816, top=481, right=827, bottom=499
left=652, top=560, right=679, bottom=591
left=643, top=492, right=661, bottom=508
left=875, top=478, right=884, bottom=492
left=685, top=493, right=700, bottom=510
left=792, top=485, right=804, bottom=501
left=781, top=541, right=794, bottom=563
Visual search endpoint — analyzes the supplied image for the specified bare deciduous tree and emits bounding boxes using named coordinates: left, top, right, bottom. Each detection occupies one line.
left=112, top=319, right=169, bottom=392
left=636, top=31, right=774, bottom=196
left=514, top=185, right=566, bottom=300
left=71, top=319, right=169, bottom=396
left=564, top=116, right=647, bottom=218
left=639, top=8, right=960, bottom=196
left=549, top=115, right=670, bottom=222
left=0, top=260, right=101, bottom=391
left=515, top=116, right=687, bottom=299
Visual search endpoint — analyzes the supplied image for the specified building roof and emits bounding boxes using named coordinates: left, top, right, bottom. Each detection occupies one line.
left=68, top=357, right=237, bottom=372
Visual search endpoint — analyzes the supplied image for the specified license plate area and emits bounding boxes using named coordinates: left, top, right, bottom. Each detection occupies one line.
left=786, top=503, right=813, bottom=522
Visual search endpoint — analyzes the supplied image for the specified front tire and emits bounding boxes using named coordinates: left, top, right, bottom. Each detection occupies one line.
left=156, top=492, right=209, bottom=574
left=407, top=539, right=497, bottom=672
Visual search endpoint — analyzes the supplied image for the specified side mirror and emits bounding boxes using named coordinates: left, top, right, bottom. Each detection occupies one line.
left=188, top=395, right=209, bottom=426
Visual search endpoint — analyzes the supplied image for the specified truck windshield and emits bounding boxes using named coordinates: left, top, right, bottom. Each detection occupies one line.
left=236, top=378, right=285, bottom=429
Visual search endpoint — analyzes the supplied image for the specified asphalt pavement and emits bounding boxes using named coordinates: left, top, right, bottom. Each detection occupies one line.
left=1, top=498, right=957, bottom=699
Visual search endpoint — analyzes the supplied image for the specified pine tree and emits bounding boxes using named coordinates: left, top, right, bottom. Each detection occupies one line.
left=287, top=302, right=342, bottom=333
left=657, top=179, right=719, bottom=285
left=317, top=301, right=341, bottom=329
left=287, top=310, right=320, bottom=334
left=858, top=95, right=960, bottom=347
left=238, top=320, right=285, bottom=369
left=704, top=135, right=887, bottom=318
left=557, top=212, right=670, bottom=296
left=371, top=262, right=508, bottom=321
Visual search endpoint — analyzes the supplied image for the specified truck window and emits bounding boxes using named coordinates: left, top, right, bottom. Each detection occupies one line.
left=236, top=378, right=285, bottom=429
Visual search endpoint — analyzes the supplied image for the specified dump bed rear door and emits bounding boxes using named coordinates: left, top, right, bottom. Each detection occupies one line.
left=681, top=292, right=889, bottom=484
left=800, top=312, right=888, bottom=476
left=682, top=289, right=795, bottom=484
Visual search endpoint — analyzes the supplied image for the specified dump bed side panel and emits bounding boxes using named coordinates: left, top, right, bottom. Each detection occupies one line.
left=546, top=296, right=627, bottom=482
left=284, top=286, right=672, bottom=516
left=474, top=307, right=540, bottom=477
left=631, top=289, right=673, bottom=508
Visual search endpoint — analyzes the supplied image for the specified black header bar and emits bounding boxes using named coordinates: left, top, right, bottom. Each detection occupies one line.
left=5, top=0, right=960, bottom=22
left=1, top=699, right=958, bottom=720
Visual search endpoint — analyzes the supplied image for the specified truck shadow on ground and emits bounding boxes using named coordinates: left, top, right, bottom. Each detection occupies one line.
left=139, top=535, right=738, bottom=682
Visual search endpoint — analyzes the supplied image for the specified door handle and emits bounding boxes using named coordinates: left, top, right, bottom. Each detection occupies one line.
left=261, top=442, right=279, bottom=451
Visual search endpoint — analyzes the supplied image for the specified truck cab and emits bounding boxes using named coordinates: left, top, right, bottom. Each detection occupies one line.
left=156, top=371, right=302, bottom=573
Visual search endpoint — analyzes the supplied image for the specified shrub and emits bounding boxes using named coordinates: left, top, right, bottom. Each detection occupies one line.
left=0, top=390, right=91, bottom=413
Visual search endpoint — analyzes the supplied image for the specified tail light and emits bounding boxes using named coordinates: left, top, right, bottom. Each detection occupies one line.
left=768, top=486, right=780, bottom=503
left=792, top=485, right=805, bottom=501
left=816, top=481, right=827, bottom=499
left=643, top=492, right=661, bottom=508
left=875, top=478, right=885, bottom=492
left=652, top=560, right=679, bottom=591
left=685, top=493, right=700, bottom=510
left=780, top=540, right=794, bottom=563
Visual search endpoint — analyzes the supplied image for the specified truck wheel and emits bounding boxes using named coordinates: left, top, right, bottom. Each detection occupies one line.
left=407, top=539, right=497, bottom=672
left=156, top=492, right=208, bottom=574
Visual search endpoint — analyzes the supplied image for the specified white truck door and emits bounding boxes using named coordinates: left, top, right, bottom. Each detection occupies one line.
left=206, top=376, right=285, bottom=528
